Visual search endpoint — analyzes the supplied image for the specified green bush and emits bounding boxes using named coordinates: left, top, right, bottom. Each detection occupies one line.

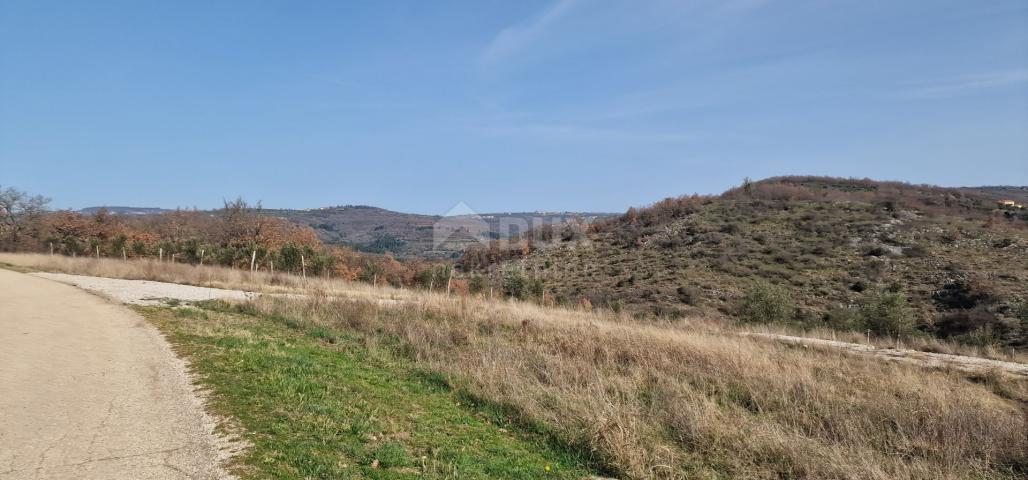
left=468, top=275, right=485, bottom=294
left=501, top=268, right=545, bottom=300
left=740, top=281, right=793, bottom=324
left=502, top=268, right=528, bottom=299
left=859, top=290, right=915, bottom=337
left=824, top=307, right=863, bottom=331
left=607, top=298, right=625, bottom=313
left=526, top=277, right=546, bottom=299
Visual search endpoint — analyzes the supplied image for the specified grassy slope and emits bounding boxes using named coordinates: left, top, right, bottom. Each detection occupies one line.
left=139, top=303, right=603, bottom=479
left=4, top=254, right=1026, bottom=478
left=242, top=294, right=1027, bottom=480
left=509, top=199, right=1028, bottom=346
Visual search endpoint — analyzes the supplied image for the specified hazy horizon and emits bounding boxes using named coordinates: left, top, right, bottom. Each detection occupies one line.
left=61, top=176, right=1028, bottom=215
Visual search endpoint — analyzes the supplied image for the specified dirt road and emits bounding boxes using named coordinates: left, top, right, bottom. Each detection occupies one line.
left=0, top=269, right=232, bottom=479
left=32, top=271, right=1028, bottom=379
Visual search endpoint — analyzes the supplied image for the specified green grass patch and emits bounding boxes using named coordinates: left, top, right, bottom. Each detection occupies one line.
left=137, top=304, right=601, bottom=479
left=0, top=261, right=36, bottom=273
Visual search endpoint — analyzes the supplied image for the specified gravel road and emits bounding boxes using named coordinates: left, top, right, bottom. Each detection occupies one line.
left=0, top=269, right=236, bottom=479
left=31, top=272, right=257, bottom=305
left=33, top=271, right=1028, bottom=379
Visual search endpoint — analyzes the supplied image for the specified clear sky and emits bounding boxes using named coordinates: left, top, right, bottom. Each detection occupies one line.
left=1, top=1, right=1026, bottom=214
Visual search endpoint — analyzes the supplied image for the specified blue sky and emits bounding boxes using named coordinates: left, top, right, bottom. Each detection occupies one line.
left=1, top=0, right=1026, bottom=214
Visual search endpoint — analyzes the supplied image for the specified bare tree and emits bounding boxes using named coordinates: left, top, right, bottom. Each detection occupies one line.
left=0, top=186, right=50, bottom=251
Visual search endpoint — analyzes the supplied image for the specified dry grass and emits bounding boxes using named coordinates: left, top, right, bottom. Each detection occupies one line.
left=4, top=252, right=1028, bottom=478
left=249, top=292, right=1028, bottom=479
left=744, top=322, right=1028, bottom=364
left=0, top=252, right=406, bottom=301
left=4, top=252, right=1021, bottom=363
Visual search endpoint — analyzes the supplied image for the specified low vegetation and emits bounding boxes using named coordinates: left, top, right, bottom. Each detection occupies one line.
left=140, top=304, right=600, bottom=479
left=462, top=177, right=1028, bottom=354
left=4, top=253, right=1025, bottom=479
left=204, top=290, right=1027, bottom=479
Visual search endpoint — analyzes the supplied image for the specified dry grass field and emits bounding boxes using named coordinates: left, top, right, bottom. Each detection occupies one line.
left=3, top=252, right=1027, bottom=479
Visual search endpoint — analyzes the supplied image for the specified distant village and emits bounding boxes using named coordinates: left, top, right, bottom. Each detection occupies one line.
left=998, top=199, right=1026, bottom=210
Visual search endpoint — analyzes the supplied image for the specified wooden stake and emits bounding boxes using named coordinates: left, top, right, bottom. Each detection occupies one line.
left=49, top=242, right=54, bottom=256
left=446, top=268, right=453, bottom=295
left=301, top=255, right=307, bottom=281
left=122, top=247, right=126, bottom=260
left=159, top=248, right=163, bottom=262
left=95, top=245, right=100, bottom=259
left=199, top=249, right=205, bottom=266
left=250, top=250, right=257, bottom=273
left=270, top=259, right=274, bottom=275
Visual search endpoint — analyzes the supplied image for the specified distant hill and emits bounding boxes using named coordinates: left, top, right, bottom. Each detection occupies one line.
left=462, top=176, right=1028, bottom=349
left=80, top=206, right=173, bottom=215
left=267, top=205, right=614, bottom=259
left=78, top=204, right=613, bottom=258
left=962, top=186, right=1028, bottom=204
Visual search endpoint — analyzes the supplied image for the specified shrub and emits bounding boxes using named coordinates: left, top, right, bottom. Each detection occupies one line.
left=501, top=268, right=527, bottom=299
left=468, top=275, right=485, bottom=294
left=824, top=307, right=863, bottom=331
left=607, top=298, right=625, bottom=313
left=501, top=268, right=544, bottom=300
left=526, top=277, right=546, bottom=300
left=676, top=285, right=701, bottom=305
left=860, top=291, right=916, bottom=337
left=739, top=281, right=793, bottom=324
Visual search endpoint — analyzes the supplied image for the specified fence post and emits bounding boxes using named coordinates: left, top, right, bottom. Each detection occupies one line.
left=301, top=255, right=306, bottom=281
left=446, top=268, right=453, bottom=295
left=159, top=248, right=163, bottom=262
left=95, top=245, right=100, bottom=259
left=122, top=247, right=126, bottom=260
left=199, top=249, right=205, bottom=266
left=250, top=250, right=256, bottom=273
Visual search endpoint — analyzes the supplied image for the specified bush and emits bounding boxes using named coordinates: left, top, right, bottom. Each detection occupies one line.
left=607, top=298, right=625, bottom=313
left=740, top=281, right=793, bottom=324
left=501, top=268, right=544, bottom=300
left=526, top=277, right=546, bottom=300
left=676, top=285, right=701, bottom=305
left=860, top=291, right=916, bottom=337
left=501, top=268, right=527, bottom=299
left=468, top=275, right=485, bottom=294
left=824, top=307, right=863, bottom=331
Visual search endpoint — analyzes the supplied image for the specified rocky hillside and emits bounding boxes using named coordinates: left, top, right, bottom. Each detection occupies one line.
left=465, top=177, right=1028, bottom=348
